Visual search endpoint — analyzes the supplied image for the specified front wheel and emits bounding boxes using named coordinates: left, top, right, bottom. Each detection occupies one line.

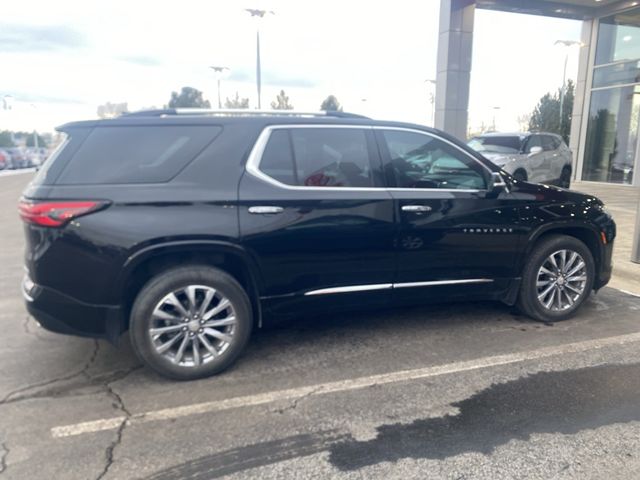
left=130, top=265, right=253, bottom=380
left=517, top=235, right=595, bottom=322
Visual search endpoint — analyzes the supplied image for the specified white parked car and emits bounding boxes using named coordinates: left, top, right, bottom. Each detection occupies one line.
left=467, top=132, right=573, bottom=188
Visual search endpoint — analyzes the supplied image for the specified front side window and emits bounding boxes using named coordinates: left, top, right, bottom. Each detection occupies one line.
left=381, top=130, right=488, bottom=190
left=541, top=135, right=557, bottom=151
left=525, top=135, right=542, bottom=153
left=258, top=127, right=374, bottom=188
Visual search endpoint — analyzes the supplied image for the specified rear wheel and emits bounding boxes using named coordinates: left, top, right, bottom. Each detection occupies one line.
left=517, top=235, right=595, bottom=322
left=130, top=265, right=252, bottom=380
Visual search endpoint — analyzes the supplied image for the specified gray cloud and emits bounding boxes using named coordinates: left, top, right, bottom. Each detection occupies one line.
left=0, top=24, right=86, bottom=52
left=118, top=55, right=162, bottom=66
left=3, top=91, right=86, bottom=105
left=228, top=68, right=316, bottom=88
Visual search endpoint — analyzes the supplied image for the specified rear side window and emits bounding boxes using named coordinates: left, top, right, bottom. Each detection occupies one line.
left=258, top=127, right=374, bottom=188
left=56, top=125, right=221, bottom=184
left=260, top=130, right=297, bottom=185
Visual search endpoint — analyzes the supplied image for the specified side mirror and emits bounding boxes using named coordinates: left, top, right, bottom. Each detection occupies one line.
left=488, top=171, right=508, bottom=195
left=528, top=146, right=543, bottom=156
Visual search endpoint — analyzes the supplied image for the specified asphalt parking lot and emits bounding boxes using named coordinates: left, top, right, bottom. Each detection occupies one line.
left=1, top=171, right=640, bottom=479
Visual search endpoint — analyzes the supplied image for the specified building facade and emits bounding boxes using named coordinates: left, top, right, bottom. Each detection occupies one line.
left=436, top=0, right=640, bottom=186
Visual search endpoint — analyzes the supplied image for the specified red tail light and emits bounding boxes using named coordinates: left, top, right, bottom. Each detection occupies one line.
left=18, top=200, right=108, bottom=227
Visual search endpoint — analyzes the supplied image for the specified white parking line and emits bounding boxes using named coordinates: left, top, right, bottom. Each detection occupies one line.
left=51, top=331, right=640, bottom=438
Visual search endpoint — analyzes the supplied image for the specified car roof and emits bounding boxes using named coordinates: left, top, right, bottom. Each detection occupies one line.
left=473, top=131, right=561, bottom=139
left=57, top=109, right=433, bottom=133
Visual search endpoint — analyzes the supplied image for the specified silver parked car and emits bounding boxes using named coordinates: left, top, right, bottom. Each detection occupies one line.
left=467, top=132, right=573, bottom=188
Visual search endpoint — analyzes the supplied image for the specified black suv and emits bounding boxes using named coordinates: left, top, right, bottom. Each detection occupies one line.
left=20, top=110, right=616, bottom=380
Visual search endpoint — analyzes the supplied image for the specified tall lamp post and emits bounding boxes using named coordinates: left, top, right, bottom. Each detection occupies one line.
left=492, top=106, right=501, bottom=132
left=425, top=79, right=436, bottom=127
left=209, top=66, right=230, bottom=109
left=554, top=40, right=584, bottom=132
left=245, top=8, right=274, bottom=109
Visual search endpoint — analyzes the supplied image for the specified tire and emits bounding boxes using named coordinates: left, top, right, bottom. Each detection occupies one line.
left=560, top=167, right=571, bottom=189
left=513, top=170, right=527, bottom=182
left=130, top=265, right=253, bottom=380
left=517, top=234, right=595, bottom=322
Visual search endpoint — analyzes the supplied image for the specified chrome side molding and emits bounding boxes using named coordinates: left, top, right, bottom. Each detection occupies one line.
left=304, top=284, right=393, bottom=296
left=304, top=278, right=493, bottom=296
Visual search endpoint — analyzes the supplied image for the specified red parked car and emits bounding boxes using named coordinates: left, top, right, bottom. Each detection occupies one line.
left=0, top=149, right=9, bottom=170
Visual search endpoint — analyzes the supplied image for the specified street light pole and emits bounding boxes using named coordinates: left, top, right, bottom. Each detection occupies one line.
left=559, top=51, right=569, bottom=129
left=209, top=66, right=230, bottom=109
left=554, top=40, right=584, bottom=134
left=245, top=9, right=274, bottom=110
left=425, top=79, right=436, bottom=127
left=492, top=106, right=501, bottom=132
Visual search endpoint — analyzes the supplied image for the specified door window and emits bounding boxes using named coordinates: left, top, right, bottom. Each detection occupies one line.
left=525, top=135, right=542, bottom=153
left=380, top=130, right=488, bottom=190
left=541, top=135, right=557, bottom=152
left=258, top=127, right=375, bottom=188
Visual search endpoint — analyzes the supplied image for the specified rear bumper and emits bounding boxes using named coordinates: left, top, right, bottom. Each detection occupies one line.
left=23, top=274, right=124, bottom=343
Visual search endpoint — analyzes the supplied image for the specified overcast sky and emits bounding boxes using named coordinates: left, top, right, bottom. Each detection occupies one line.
left=0, top=0, right=582, bottom=135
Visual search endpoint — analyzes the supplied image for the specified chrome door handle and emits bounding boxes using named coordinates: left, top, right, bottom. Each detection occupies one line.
left=402, top=205, right=432, bottom=213
left=248, top=206, right=284, bottom=214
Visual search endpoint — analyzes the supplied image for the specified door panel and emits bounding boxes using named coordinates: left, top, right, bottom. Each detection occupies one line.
left=524, top=135, right=545, bottom=183
left=239, top=126, right=396, bottom=314
left=376, top=128, right=524, bottom=303
left=393, top=191, right=521, bottom=282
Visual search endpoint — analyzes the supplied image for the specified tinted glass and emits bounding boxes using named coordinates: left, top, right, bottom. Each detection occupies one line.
left=593, top=60, right=640, bottom=88
left=31, top=134, right=69, bottom=185
left=56, top=126, right=220, bottom=184
left=541, top=135, right=557, bottom=151
left=31, top=127, right=92, bottom=186
left=290, top=128, right=373, bottom=187
left=582, top=84, right=639, bottom=184
left=595, top=7, right=640, bottom=65
left=260, top=130, right=296, bottom=185
left=382, top=130, right=487, bottom=190
left=525, top=135, right=542, bottom=153
left=467, top=136, right=521, bottom=154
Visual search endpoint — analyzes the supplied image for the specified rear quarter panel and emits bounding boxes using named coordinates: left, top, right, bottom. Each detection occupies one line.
left=23, top=123, right=257, bottom=306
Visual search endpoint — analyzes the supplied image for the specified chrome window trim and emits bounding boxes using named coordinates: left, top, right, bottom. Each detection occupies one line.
left=245, top=124, right=495, bottom=194
left=304, top=279, right=493, bottom=296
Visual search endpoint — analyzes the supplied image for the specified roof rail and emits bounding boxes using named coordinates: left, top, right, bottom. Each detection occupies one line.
left=122, top=108, right=369, bottom=119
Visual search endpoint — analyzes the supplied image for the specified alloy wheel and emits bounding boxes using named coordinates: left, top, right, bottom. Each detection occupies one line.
left=536, top=249, right=588, bottom=311
left=148, top=285, right=237, bottom=367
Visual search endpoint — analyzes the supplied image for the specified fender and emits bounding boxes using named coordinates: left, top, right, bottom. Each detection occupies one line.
left=516, top=219, right=603, bottom=274
left=117, top=239, right=265, bottom=325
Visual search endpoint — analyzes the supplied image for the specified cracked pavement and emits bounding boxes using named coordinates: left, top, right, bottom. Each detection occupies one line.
left=2, top=172, right=640, bottom=479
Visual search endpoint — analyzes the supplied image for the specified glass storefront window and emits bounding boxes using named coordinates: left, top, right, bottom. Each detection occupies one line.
left=582, top=85, right=640, bottom=184
left=593, top=60, right=640, bottom=88
left=595, top=8, right=640, bottom=65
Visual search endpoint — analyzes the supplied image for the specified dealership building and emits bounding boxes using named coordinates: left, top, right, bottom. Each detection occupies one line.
left=436, top=0, right=640, bottom=186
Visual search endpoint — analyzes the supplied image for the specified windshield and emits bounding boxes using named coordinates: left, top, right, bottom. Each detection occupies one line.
left=468, top=136, right=522, bottom=154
